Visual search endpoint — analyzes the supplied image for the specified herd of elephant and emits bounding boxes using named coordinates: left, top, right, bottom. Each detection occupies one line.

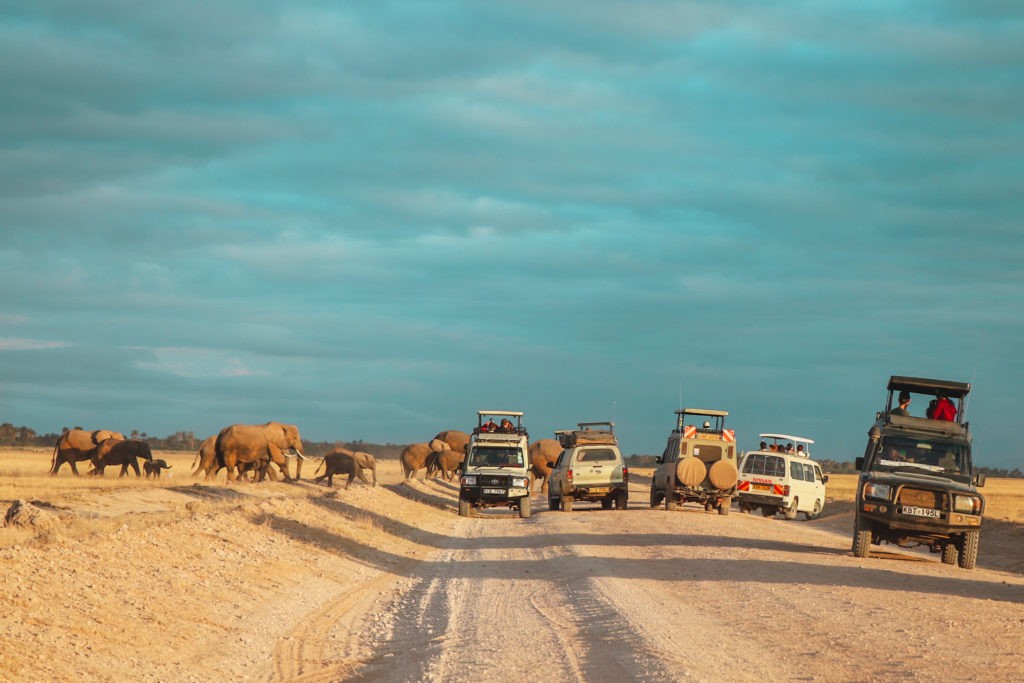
left=47, top=423, right=562, bottom=492
left=399, top=431, right=561, bottom=492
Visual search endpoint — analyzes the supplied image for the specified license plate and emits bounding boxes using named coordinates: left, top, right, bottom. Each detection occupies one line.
left=901, top=506, right=940, bottom=518
left=588, top=487, right=609, bottom=495
left=753, top=483, right=771, bottom=491
left=509, top=488, right=528, bottom=497
left=483, top=488, right=506, bottom=495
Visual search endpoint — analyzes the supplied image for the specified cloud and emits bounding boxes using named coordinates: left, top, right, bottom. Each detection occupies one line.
left=0, top=338, right=74, bottom=351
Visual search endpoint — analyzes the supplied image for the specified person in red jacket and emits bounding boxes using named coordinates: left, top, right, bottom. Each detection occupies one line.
left=932, top=393, right=957, bottom=421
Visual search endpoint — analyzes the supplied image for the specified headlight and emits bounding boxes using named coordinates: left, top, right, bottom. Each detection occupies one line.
left=461, top=475, right=477, bottom=486
left=864, top=482, right=891, bottom=501
left=512, top=476, right=529, bottom=488
left=953, top=495, right=981, bottom=514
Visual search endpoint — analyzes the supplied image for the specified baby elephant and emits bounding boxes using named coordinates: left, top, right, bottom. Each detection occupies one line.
left=144, top=459, right=173, bottom=479
left=314, top=448, right=377, bottom=489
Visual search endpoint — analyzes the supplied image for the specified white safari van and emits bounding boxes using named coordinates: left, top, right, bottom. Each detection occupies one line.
left=736, top=434, right=828, bottom=520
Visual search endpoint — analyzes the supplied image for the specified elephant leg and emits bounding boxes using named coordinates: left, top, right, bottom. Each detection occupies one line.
left=371, top=466, right=377, bottom=486
left=68, top=459, right=82, bottom=477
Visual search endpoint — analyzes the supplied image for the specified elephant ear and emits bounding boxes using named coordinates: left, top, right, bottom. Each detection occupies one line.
left=429, top=438, right=444, bottom=452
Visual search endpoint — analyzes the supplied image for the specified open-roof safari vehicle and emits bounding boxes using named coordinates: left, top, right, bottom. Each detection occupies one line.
left=650, top=408, right=738, bottom=515
left=854, top=376, right=985, bottom=569
left=459, top=410, right=532, bottom=518
left=736, top=434, right=828, bottom=520
left=547, top=421, right=628, bottom=512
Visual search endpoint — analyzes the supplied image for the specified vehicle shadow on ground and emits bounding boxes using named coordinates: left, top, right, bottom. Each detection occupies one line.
left=382, top=482, right=457, bottom=511
left=261, top=511, right=1024, bottom=605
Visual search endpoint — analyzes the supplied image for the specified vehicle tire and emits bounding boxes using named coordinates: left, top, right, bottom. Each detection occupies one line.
left=738, top=502, right=750, bottom=514
left=601, top=498, right=613, bottom=510
left=761, top=506, right=776, bottom=518
left=704, top=502, right=713, bottom=512
left=665, top=491, right=677, bottom=511
left=563, top=495, right=574, bottom=513
left=805, top=499, right=822, bottom=520
left=941, top=542, right=958, bottom=565
left=458, top=498, right=471, bottom=518
left=548, top=495, right=559, bottom=510
left=649, top=487, right=664, bottom=508
left=615, top=490, right=627, bottom=510
left=783, top=498, right=799, bottom=521
left=957, top=530, right=979, bottom=570
left=852, top=512, right=872, bottom=558
left=718, top=496, right=730, bottom=516
left=519, top=496, right=531, bottom=519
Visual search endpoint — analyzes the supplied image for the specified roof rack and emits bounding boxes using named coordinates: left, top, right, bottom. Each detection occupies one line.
left=555, top=421, right=617, bottom=448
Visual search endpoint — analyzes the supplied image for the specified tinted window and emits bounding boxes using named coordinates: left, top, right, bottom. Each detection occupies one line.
left=743, top=454, right=785, bottom=477
left=576, top=448, right=617, bottom=463
left=813, top=465, right=824, bottom=482
left=790, top=461, right=802, bottom=479
left=692, top=445, right=722, bottom=460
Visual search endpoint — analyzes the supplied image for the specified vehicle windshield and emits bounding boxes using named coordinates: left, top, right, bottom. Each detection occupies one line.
left=872, top=435, right=969, bottom=481
left=467, top=447, right=524, bottom=469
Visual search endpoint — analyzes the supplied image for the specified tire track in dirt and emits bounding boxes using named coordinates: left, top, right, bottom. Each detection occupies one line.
left=266, top=567, right=402, bottom=683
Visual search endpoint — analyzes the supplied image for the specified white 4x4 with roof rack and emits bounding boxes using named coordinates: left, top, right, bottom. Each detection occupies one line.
left=458, top=410, right=532, bottom=518
left=547, top=422, right=628, bottom=512
left=736, top=434, right=828, bottom=520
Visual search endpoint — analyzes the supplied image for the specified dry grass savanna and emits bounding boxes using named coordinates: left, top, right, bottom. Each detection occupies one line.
left=2, top=447, right=1023, bottom=681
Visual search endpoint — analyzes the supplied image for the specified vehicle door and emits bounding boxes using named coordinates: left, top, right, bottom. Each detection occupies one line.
left=789, top=460, right=816, bottom=511
left=658, top=437, right=681, bottom=489
left=572, top=447, right=618, bottom=487
left=550, top=450, right=569, bottom=495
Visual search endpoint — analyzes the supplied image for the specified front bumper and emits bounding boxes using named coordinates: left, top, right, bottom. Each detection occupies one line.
left=461, top=486, right=530, bottom=503
left=859, top=501, right=983, bottom=535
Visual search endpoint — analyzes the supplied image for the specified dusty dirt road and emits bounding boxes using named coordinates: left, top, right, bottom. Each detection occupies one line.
left=1, top=454, right=1022, bottom=682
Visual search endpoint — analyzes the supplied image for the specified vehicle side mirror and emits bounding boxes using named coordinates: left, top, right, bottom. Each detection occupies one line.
left=655, top=456, right=663, bottom=464
left=855, top=457, right=864, bottom=471
left=974, top=472, right=986, bottom=488
left=822, top=475, right=830, bottom=484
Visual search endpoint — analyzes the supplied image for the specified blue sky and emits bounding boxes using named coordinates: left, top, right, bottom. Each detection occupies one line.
left=1, top=1, right=1022, bottom=467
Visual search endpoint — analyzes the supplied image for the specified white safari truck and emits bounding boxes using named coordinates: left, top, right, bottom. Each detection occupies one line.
left=458, top=410, right=532, bottom=518
left=736, top=434, right=828, bottom=520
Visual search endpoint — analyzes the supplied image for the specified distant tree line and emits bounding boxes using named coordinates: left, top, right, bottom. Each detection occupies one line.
left=2, top=423, right=1019, bottom=474
left=622, top=453, right=1023, bottom=478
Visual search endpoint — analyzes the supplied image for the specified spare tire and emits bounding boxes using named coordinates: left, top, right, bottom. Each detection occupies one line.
left=675, top=457, right=707, bottom=487
left=708, top=459, right=738, bottom=490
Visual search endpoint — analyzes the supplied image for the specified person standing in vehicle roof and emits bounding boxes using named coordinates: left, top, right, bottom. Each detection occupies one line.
left=932, top=392, right=957, bottom=421
left=891, top=391, right=912, bottom=416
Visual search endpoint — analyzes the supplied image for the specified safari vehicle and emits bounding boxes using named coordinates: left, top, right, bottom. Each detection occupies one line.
left=736, top=434, right=828, bottom=520
left=547, top=422, right=628, bottom=512
left=459, top=410, right=532, bottom=518
left=650, top=408, right=738, bottom=515
left=853, top=376, right=985, bottom=569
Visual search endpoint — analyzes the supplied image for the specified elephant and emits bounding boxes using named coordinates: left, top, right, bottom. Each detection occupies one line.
left=215, top=422, right=305, bottom=483
left=400, top=442, right=433, bottom=480
left=49, top=428, right=125, bottom=476
left=426, top=440, right=464, bottom=481
left=90, top=439, right=153, bottom=477
left=192, top=435, right=218, bottom=479
left=431, top=430, right=470, bottom=454
left=144, top=459, right=172, bottom=478
left=192, top=435, right=273, bottom=482
left=313, top=447, right=377, bottom=489
left=529, top=439, right=562, bottom=493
